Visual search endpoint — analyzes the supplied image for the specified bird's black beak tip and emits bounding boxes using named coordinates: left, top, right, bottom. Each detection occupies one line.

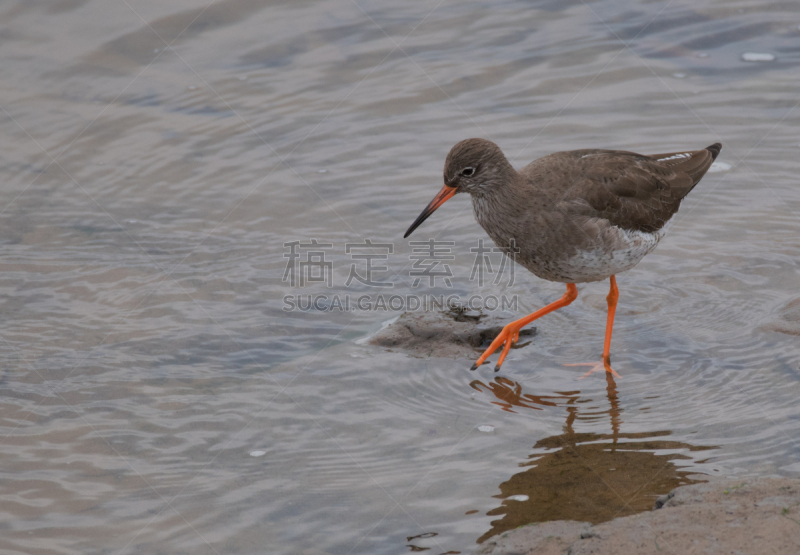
left=402, top=184, right=457, bottom=240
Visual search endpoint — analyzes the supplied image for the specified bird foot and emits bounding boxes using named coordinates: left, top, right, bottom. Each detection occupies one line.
left=470, top=326, right=521, bottom=372
left=565, top=357, right=621, bottom=379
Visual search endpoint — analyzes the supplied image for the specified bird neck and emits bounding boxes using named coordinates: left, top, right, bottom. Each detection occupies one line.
left=470, top=171, right=525, bottom=233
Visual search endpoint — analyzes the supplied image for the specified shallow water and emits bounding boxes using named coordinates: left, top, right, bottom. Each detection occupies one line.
left=1, top=1, right=800, bottom=554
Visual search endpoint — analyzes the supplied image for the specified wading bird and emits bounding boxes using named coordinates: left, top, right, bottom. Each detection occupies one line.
left=404, top=138, right=721, bottom=376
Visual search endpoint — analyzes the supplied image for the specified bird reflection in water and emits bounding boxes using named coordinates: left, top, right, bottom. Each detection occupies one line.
left=469, top=373, right=716, bottom=544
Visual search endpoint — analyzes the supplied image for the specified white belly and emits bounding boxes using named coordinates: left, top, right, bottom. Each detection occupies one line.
left=541, top=219, right=671, bottom=283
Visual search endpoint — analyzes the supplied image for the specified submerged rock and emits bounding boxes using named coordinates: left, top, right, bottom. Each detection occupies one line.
left=367, top=308, right=535, bottom=359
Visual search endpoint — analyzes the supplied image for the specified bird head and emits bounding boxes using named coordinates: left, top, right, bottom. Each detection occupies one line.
left=404, top=138, right=512, bottom=238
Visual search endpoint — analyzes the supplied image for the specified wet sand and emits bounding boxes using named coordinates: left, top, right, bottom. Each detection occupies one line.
left=472, top=477, right=800, bottom=555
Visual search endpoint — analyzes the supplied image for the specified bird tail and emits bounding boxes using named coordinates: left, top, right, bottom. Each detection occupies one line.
left=705, top=143, right=722, bottom=160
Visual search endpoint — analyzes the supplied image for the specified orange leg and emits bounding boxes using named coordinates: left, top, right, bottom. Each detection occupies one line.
left=602, top=275, right=619, bottom=363
left=472, top=284, right=578, bottom=372
left=568, top=275, right=621, bottom=378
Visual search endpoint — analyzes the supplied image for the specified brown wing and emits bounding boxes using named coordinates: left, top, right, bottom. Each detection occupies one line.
left=559, top=144, right=720, bottom=233
left=646, top=143, right=721, bottom=189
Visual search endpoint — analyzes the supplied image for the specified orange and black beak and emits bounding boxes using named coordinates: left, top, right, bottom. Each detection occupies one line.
left=403, top=185, right=457, bottom=238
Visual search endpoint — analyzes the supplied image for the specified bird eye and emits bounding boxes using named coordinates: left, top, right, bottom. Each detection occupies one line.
left=461, top=167, right=475, bottom=177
